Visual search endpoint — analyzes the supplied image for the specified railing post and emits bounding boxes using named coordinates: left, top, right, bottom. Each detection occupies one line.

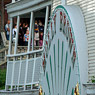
left=31, top=53, right=36, bottom=89
left=14, top=15, right=20, bottom=54
left=28, top=12, right=34, bottom=52
left=17, top=55, right=22, bottom=91
left=32, top=18, right=35, bottom=51
left=43, top=6, right=49, bottom=48
left=24, top=12, right=34, bottom=90
left=9, top=17, right=13, bottom=55
left=5, top=60, right=9, bottom=91
left=10, top=16, right=20, bottom=91
left=6, top=17, right=13, bottom=91
left=5, top=49, right=7, bottom=61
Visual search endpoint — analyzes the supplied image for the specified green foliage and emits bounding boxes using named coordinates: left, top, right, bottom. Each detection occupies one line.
left=91, top=76, right=95, bottom=83
left=0, top=69, right=6, bottom=90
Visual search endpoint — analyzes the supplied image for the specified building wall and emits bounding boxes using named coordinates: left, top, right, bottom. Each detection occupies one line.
left=66, top=0, right=95, bottom=82
left=52, top=0, right=95, bottom=81
left=0, top=0, right=11, bottom=32
left=52, top=0, right=61, bottom=11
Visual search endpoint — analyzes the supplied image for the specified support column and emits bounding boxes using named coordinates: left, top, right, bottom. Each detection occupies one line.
left=14, top=16, right=20, bottom=54
left=6, top=18, right=13, bottom=91
left=43, top=6, right=49, bottom=47
left=11, top=16, right=20, bottom=91
left=28, top=12, right=33, bottom=52
left=24, top=12, right=34, bottom=90
left=9, top=17, right=13, bottom=54
left=32, top=19, right=34, bottom=51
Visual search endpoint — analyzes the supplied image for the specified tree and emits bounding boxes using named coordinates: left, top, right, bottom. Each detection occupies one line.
left=1, top=0, right=4, bottom=32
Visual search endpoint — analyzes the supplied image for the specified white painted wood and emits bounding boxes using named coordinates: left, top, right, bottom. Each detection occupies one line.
left=61, top=0, right=66, bottom=5
left=17, top=56, right=22, bottom=91
left=25, top=12, right=34, bottom=90
left=32, top=19, right=34, bottom=51
left=83, top=84, right=95, bottom=95
left=11, top=61, right=15, bottom=91
left=31, top=54, right=36, bottom=89
left=6, top=57, right=42, bottom=91
left=12, top=0, right=15, bottom=3
left=7, top=49, right=43, bottom=58
left=52, top=0, right=61, bottom=11
left=28, top=12, right=33, bottom=52
left=24, top=57, right=28, bottom=90
left=14, top=16, right=20, bottom=54
left=7, top=0, right=45, bottom=13
left=67, top=0, right=95, bottom=83
left=9, top=18, right=13, bottom=54
left=8, top=1, right=52, bottom=18
left=43, top=6, right=49, bottom=48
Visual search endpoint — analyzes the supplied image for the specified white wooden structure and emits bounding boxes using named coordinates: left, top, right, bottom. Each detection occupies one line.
left=66, top=0, right=95, bottom=83
left=5, top=0, right=51, bottom=93
left=0, top=0, right=95, bottom=95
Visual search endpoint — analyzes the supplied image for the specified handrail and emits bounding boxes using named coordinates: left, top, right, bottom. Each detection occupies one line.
left=0, top=47, right=8, bottom=65
left=0, top=60, right=7, bottom=66
left=0, top=48, right=8, bottom=53
left=7, top=48, right=43, bottom=58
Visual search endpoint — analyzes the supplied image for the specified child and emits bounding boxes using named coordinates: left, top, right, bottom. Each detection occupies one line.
left=24, top=28, right=29, bottom=46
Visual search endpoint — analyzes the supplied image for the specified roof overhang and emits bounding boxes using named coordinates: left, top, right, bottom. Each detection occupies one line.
left=6, top=0, right=52, bottom=18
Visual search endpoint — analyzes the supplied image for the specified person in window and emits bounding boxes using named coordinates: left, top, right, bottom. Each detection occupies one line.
left=24, top=28, right=29, bottom=46
left=5, top=20, right=10, bottom=40
left=38, top=20, right=44, bottom=47
left=34, top=20, right=39, bottom=46
left=22, top=23, right=27, bottom=34
left=18, top=23, right=23, bottom=46
left=12, top=24, right=17, bottom=43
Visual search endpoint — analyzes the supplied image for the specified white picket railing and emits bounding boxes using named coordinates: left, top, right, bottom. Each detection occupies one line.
left=5, top=5, right=49, bottom=92
left=6, top=50, right=43, bottom=91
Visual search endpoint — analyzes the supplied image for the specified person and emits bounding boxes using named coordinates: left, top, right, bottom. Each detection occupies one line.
left=18, top=23, right=23, bottom=46
left=34, top=20, right=39, bottom=46
left=5, top=20, right=10, bottom=40
left=24, top=28, right=29, bottom=46
left=22, top=23, right=27, bottom=34
left=38, top=20, right=44, bottom=47
left=12, top=24, right=17, bottom=43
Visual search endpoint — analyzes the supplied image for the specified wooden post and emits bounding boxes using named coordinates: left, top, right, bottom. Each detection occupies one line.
left=9, top=18, right=13, bottom=54
left=32, top=18, right=34, bottom=51
left=28, top=12, right=33, bottom=52
left=43, top=6, right=49, bottom=47
left=24, top=12, right=34, bottom=90
left=14, top=16, right=20, bottom=54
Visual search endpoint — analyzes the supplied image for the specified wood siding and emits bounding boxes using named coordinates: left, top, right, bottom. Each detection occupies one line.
left=52, top=0, right=61, bottom=11
left=66, top=0, right=95, bottom=81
